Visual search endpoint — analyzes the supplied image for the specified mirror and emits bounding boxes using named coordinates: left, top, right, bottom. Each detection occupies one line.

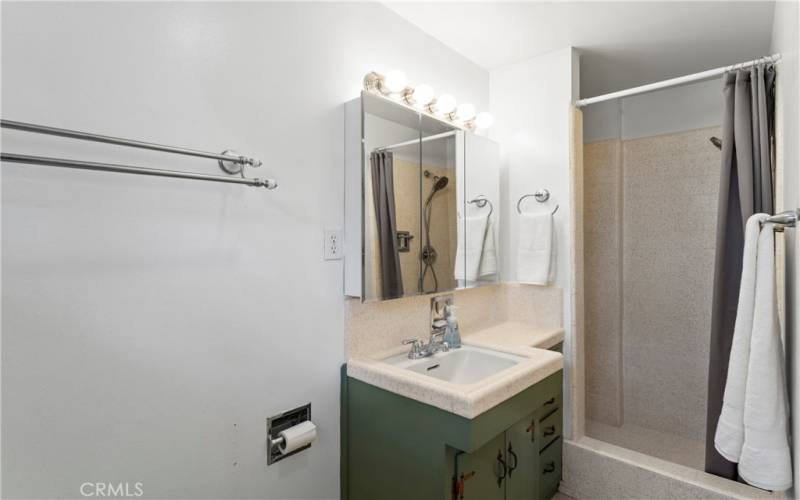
left=344, top=92, right=499, bottom=302
left=462, top=132, right=500, bottom=289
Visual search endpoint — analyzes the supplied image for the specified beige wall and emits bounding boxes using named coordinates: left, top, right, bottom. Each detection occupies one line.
left=345, top=283, right=563, bottom=359
left=584, top=126, right=721, bottom=441
left=584, top=139, right=623, bottom=426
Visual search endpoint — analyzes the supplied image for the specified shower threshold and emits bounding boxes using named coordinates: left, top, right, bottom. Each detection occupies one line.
left=586, top=419, right=704, bottom=470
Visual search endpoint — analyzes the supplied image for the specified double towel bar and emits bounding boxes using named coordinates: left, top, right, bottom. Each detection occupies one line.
left=0, top=119, right=277, bottom=189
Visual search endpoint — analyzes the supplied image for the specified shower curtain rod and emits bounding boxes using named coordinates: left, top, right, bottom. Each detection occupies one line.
left=375, top=130, right=457, bottom=152
left=575, top=53, right=781, bottom=107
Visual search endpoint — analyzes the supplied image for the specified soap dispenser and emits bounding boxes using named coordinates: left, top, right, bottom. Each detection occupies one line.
left=443, top=304, right=462, bottom=349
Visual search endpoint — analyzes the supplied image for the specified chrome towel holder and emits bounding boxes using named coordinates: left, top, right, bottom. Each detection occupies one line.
left=517, top=189, right=559, bottom=215
left=0, top=119, right=277, bottom=190
left=762, top=208, right=798, bottom=232
left=468, top=195, right=493, bottom=217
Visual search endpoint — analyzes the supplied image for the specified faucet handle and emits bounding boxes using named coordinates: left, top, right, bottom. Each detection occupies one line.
left=402, top=338, right=426, bottom=359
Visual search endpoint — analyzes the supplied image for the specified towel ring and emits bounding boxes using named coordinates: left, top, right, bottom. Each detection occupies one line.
left=468, top=195, right=493, bottom=218
left=517, top=189, right=559, bottom=215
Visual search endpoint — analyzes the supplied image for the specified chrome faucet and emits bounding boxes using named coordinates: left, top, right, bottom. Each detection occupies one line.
left=401, top=295, right=453, bottom=359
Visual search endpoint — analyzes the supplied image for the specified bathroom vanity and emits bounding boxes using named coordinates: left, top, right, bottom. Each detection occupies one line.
left=341, top=339, right=563, bottom=500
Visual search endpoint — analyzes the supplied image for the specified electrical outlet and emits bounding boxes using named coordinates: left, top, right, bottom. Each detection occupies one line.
left=323, top=228, right=343, bottom=260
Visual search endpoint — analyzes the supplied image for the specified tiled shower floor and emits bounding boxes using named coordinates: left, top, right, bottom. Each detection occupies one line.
left=586, top=419, right=705, bottom=470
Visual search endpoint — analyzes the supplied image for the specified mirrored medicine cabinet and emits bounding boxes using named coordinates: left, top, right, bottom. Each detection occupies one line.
left=345, top=92, right=500, bottom=302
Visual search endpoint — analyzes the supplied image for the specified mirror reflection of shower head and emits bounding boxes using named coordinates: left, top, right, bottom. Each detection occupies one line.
left=432, top=176, right=449, bottom=192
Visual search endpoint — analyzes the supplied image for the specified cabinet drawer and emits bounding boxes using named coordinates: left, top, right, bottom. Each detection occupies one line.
left=538, top=407, right=562, bottom=452
left=539, top=437, right=562, bottom=500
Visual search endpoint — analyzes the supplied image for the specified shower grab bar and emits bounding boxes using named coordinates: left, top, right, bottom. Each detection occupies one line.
left=0, top=153, right=278, bottom=189
left=0, top=119, right=277, bottom=189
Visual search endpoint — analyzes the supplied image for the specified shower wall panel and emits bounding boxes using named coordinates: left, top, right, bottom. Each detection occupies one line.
left=622, top=127, right=721, bottom=441
left=584, top=139, right=624, bottom=426
left=585, top=126, right=721, bottom=443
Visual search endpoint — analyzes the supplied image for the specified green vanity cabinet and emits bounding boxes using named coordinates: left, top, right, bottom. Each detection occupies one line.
left=341, top=367, right=564, bottom=500
left=505, top=413, right=538, bottom=500
left=453, top=433, right=506, bottom=500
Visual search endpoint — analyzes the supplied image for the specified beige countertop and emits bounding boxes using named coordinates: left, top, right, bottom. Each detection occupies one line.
left=346, top=322, right=564, bottom=419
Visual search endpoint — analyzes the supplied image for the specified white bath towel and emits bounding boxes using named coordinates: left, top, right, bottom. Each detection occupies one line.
left=516, top=212, right=554, bottom=285
left=738, top=219, right=792, bottom=491
left=454, top=214, right=489, bottom=282
left=715, top=214, right=792, bottom=491
left=715, top=214, right=765, bottom=461
left=478, top=215, right=497, bottom=278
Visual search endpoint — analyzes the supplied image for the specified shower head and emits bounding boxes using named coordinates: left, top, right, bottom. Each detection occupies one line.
left=432, top=176, right=449, bottom=192
left=710, top=137, right=722, bottom=150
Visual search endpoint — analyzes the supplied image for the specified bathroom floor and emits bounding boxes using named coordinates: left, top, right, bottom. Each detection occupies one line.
left=586, top=420, right=705, bottom=470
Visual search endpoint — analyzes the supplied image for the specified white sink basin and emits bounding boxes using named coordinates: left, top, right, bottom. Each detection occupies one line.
left=383, top=345, right=525, bottom=385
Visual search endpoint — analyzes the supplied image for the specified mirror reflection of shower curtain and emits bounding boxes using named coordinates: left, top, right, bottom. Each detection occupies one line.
left=706, top=63, right=775, bottom=481
left=370, top=152, right=404, bottom=299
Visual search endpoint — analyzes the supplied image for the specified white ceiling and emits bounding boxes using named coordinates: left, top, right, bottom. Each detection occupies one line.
left=384, top=1, right=776, bottom=97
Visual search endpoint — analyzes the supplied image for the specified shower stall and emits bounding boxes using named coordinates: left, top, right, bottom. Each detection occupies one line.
left=582, top=80, right=724, bottom=471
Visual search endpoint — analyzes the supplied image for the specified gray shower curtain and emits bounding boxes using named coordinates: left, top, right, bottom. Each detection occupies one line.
left=706, top=64, right=775, bottom=479
left=370, top=151, right=404, bottom=299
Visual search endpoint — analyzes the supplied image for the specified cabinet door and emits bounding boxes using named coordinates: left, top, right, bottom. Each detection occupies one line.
left=454, top=434, right=506, bottom=500
left=505, top=414, right=538, bottom=500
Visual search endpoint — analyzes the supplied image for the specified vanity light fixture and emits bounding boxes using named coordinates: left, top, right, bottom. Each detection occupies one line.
left=456, top=103, right=476, bottom=122
left=382, top=70, right=408, bottom=94
left=362, top=70, right=409, bottom=97
left=405, top=84, right=435, bottom=108
left=433, top=93, right=457, bottom=117
left=362, top=70, right=493, bottom=130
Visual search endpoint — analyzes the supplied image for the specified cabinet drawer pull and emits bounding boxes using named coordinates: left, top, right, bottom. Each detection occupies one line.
left=543, top=461, right=556, bottom=474
left=544, top=425, right=556, bottom=437
left=544, top=397, right=556, bottom=406
left=506, top=443, right=518, bottom=476
left=495, top=450, right=507, bottom=487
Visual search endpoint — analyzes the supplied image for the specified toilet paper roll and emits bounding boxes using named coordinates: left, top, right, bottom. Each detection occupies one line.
left=278, top=420, right=316, bottom=455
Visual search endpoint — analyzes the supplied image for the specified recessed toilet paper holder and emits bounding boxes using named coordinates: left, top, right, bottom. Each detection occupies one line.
left=266, top=403, right=312, bottom=465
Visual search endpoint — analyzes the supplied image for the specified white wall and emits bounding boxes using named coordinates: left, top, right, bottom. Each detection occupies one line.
left=0, top=3, right=488, bottom=498
left=583, top=78, right=723, bottom=143
left=770, top=0, right=800, bottom=496
left=489, top=47, right=578, bottom=435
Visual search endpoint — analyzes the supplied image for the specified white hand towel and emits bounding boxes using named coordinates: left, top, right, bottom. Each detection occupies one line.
left=517, top=212, right=554, bottom=285
left=454, top=214, right=489, bottom=282
left=738, top=220, right=792, bottom=491
left=478, top=215, right=497, bottom=278
left=715, top=214, right=766, bottom=461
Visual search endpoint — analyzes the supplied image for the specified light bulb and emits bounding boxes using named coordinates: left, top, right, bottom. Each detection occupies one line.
left=434, top=94, right=457, bottom=116
left=475, top=112, right=494, bottom=129
left=382, top=70, right=408, bottom=94
left=456, top=103, right=476, bottom=121
left=411, top=84, right=435, bottom=107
